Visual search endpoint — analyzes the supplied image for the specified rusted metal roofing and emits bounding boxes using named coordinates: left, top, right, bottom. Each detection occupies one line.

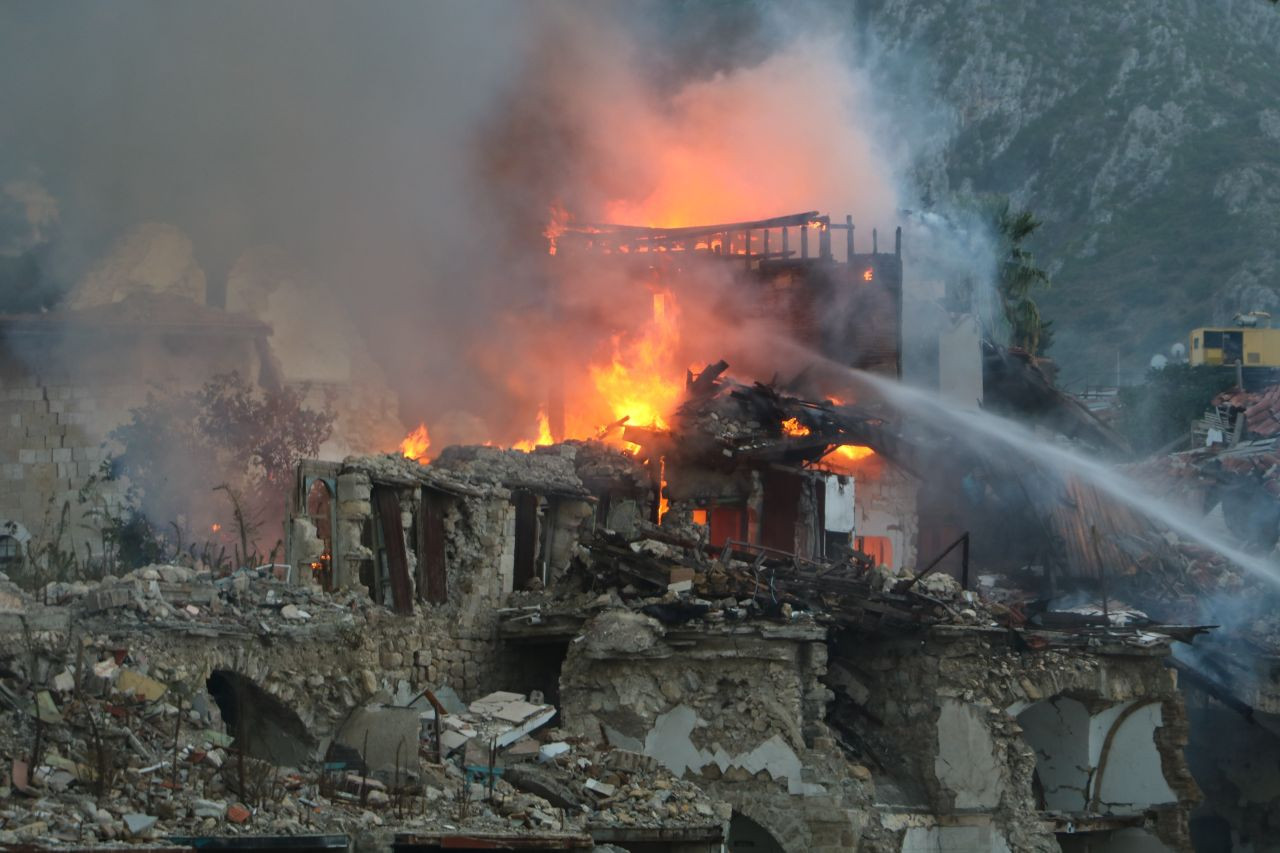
left=1037, top=476, right=1159, bottom=581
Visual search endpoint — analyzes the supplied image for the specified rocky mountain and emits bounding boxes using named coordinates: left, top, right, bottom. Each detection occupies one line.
left=860, top=0, right=1280, bottom=385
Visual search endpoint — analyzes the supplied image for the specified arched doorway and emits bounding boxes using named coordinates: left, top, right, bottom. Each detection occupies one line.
left=305, top=479, right=335, bottom=590
left=727, top=811, right=785, bottom=853
left=206, top=670, right=317, bottom=767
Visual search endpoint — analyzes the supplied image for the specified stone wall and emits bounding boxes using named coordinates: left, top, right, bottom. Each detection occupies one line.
left=0, top=375, right=115, bottom=544
left=0, top=327, right=263, bottom=561
left=834, top=627, right=1197, bottom=853
left=558, top=610, right=869, bottom=853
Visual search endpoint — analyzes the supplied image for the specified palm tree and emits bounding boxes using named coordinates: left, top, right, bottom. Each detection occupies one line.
left=990, top=199, right=1053, bottom=355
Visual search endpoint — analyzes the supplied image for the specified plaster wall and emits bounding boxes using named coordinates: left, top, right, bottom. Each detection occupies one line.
left=855, top=467, right=917, bottom=571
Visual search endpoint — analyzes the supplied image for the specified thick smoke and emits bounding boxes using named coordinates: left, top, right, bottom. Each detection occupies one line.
left=0, top=1, right=992, bottom=534
left=463, top=3, right=940, bottom=437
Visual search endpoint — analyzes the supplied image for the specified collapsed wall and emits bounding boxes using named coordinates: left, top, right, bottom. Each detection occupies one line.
left=833, top=626, right=1197, bottom=853
left=558, top=611, right=865, bottom=852
left=0, top=434, right=1208, bottom=852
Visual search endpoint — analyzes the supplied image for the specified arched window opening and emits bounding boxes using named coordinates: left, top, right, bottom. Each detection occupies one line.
left=305, top=479, right=334, bottom=591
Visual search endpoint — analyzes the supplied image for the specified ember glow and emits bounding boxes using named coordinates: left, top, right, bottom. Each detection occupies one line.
left=544, top=203, right=570, bottom=256
left=834, top=444, right=875, bottom=462
left=400, top=423, right=432, bottom=462
left=820, top=443, right=877, bottom=476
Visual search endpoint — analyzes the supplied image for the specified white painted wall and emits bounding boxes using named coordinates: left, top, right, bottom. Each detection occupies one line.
left=1060, top=828, right=1174, bottom=853
left=1018, top=697, right=1092, bottom=811
left=935, top=699, right=1002, bottom=809
left=641, top=704, right=824, bottom=796
left=1017, top=698, right=1177, bottom=815
left=1093, top=704, right=1177, bottom=811
left=900, top=825, right=1011, bottom=853
left=824, top=475, right=855, bottom=534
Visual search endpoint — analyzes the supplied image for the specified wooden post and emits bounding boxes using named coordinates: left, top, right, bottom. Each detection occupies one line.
left=782, top=226, right=790, bottom=257
left=872, top=228, right=878, bottom=254
left=763, top=228, right=771, bottom=260
left=819, top=221, right=831, bottom=260
left=895, top=225, right=902, bottom=257
left=846, top=215, right=854, bottom=261
left=800, top=224, right=809, bottom=259
left=744, top=230, right=752, bottom=268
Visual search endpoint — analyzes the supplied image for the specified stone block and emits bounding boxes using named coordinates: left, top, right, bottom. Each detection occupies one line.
left=338, top=500, right=371, bottom=518
left=337, top=473, right=372, bottom=503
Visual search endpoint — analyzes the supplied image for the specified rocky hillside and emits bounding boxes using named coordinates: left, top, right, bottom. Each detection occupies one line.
left=861, top=0, right=1280, bottom=385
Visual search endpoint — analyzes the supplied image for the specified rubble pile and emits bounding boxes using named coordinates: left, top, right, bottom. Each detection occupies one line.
left=28, top=563, right=380, bottom=630
left=431, top=445, right=590, bottom=497
left=0, top=564, right=725, bottom=847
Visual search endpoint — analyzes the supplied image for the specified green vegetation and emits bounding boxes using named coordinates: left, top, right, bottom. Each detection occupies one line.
left=105, top=373, right=333, bottom=566
left=990, top=199, right=1054, bottom=355
left=1114, top=364, right=1238, bottom=455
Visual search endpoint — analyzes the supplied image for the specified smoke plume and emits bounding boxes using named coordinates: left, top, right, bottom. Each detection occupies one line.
left=0, top=1, right=994, bottom=537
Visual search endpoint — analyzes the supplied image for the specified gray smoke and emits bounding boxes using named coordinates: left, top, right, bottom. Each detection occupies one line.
left=0, top=0, right=996, bottom=442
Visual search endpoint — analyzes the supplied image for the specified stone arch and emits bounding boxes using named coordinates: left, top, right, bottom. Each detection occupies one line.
left=1015, top=695, right=1176, bottom=815
left=206, top=669, right=317, bottom=767
left=305, top=478, right=335, bottom=590
left=728, top=810, right=786, bottom=853
left=713, top=791, right=810, bottom=853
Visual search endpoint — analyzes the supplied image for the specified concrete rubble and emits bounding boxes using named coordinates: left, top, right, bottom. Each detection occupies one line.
left=0, top=570, right=723, bottom=849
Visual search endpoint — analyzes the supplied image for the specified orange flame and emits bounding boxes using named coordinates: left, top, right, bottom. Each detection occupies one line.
left=513, top=408, right=555, bottom=452
left=545, top=203, right=570, bottom=256
left=400, top=423, right=432, bottom=462
left=821, top=443, right=876, bottom=475
left=781, top=417, right=811, bottom=437
left=584, top=290, right=683, bottom=433
left=834, top=444, right=875, bottom=462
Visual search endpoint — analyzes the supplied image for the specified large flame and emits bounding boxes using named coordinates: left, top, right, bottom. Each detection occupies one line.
left=398, top=286, right=685, bottom=456
left=585, top=290, right=683, bottom=432
left=781, top=417, right=811, bottom=437
left=822, top=444, right=876, bottom=476
left=400, top=423, right=431, bottom=462
left=513, top=408, right=555, bottom=452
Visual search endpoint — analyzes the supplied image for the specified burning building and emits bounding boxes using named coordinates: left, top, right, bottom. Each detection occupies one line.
left=0, top=208, right=1211, bottom=853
